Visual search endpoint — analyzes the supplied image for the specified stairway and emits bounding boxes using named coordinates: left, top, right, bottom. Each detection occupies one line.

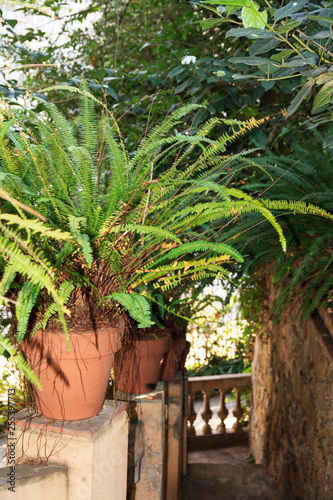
left=181, top=446, right=283, bottom=500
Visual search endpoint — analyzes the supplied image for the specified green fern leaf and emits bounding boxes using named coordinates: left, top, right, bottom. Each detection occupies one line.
left=68, top=216, right=93, bottom=267
left=0, top=214, right=73, bottom=240
left=31, top=281, right=74, bottom=336
left=0, top=337, right=41, bottom=388
left=16, top=281, right=40, bottom=342
left=106, top=292, right=155, bottom=328
left=0, top=264, right=17, bottom=303
left=146, top=241, right=244, bottom=271
left=121, top=224, right=182, bottom=244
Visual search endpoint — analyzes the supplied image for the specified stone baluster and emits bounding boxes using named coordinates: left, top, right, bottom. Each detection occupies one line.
left=201, top=390, right=213, bottom=435
left=232, top=388, right=244, bottom=433
left=187, top=394, right=197, bottom=436
left=217, top=389, right=228, bottom=434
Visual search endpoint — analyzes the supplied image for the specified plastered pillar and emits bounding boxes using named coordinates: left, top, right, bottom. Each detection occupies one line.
left=13, top=400, right=128, bottom=500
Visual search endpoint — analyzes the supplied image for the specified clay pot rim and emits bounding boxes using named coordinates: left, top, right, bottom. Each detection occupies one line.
left=31, top=326, right=124, bottom=337
left=24, top=318, right=126, bottom=339
left=21, top=321, right=126, bottom=361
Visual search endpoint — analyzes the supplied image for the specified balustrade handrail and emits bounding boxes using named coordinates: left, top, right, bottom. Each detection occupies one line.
left=188, top=373, right=251, bottom=394
left=187, top=372, right=252, bottom=440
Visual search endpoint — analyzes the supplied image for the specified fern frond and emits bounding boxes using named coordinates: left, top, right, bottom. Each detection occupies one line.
left=68, top=216, right=93, bottom=267
left=119, top=224, right=182, bottom=244
left=262, top=199, right=333, bottom=221
left=0, top=214, right=73, bottom=240
left=78, top=83, right=99, bottom=157
left=31, top=281, right=75, bottom=336
left=145, top=241, right=243, bottom=271
left=0, top=337, right=41, bottom=389
left=103, top=292, right=154, bottom=328
left=103, top=119, right=130, bottom=196
left=16, top=281, right=40, bottom=342
left=0, top=264, right=17, bottom=303
left=0, top=239, right=67, bottom=314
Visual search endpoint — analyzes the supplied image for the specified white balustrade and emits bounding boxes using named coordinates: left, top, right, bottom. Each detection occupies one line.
left=187, top=373, right=251, bottom=438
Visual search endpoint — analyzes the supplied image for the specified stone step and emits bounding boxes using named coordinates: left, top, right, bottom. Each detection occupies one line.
left=0, top=464, right=68, bottom=500
left=182, top=463, right=283, bottom=500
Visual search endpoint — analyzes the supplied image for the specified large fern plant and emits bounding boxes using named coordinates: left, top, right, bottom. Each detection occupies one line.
left=1, top=85, right=324, bottom=358
left=210, top=128, right=333, bottom=321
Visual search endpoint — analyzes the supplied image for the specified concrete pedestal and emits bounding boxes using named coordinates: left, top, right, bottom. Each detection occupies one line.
left=120, top=384, right=165, bottom=500
left=0, top=464, right=68, bottom=500
left=164, top=373, right=184, bottom=500
left=13, top=400, right=128, bottom=500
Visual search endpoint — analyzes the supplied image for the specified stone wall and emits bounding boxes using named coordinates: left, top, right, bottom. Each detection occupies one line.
left=250, top=274, right=333, bottom=500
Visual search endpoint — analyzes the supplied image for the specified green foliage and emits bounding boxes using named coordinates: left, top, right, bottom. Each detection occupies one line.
left=0, top=0, right=277, bottom=148
left=187, top=353, right=248, bottom=376
left=201, top=0, right=333, bottom=132
left=30, top=281, right=75, bottom=336
left=0, top=87, right=292, bottom=350
left=0, top=337, right=41, bottom=388
left=105, top=292, right=154, bottom=329
left=16, top=281, right=40, bottom=343
left=217, top=129, right=333, bottom=320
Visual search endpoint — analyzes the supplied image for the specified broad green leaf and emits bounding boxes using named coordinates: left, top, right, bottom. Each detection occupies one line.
left=200, top=4, right=220, bottom=15
left=308, top=15, right=333, bottom=24
left=226, top=5, right=240, bottom=15
left=271, top=49, right=294, bottom=63
left=261, top=79, right=275, bottom=90
left=249, top=37, right=281, bottom=56
left=105, top=86, right=118, bottom=101
left=312, top=83, right=333, bottom=112
left=276, top=21, right=301, bottom=34
left=307, top=30, right=332, bottom=40
left=241, top=4, right=267, bottom=30
left=283, top=55, right=317, bottom=68
left=258, top=62, right=282, bottom=74
left=168, top=66, right=186, bottom=78
left=6, top=19, right=18, bottom=29
left=274, top=0, right=309, bottom=21
left=316, top=73, right=333, bottom=85
left=201, top=19, right=224, bottom=29
left=202, top=0, right=247, bottom=5
left=193, top=108, right=210, bottom=128
left=230, top=56, right=271, bottom=66
left=323, top=134, right=333, bottom=148
left=226, top=27, right=265, bottom=38
left=286, top=78, right=315, bottom=118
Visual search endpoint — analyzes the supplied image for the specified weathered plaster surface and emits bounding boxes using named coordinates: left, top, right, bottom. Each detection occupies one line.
left=251, top=274, right=333, bottom=500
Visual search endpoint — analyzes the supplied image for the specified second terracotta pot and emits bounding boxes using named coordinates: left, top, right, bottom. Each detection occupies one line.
left=21, top=323, right=124, bottom=420
left=114, top=336, right=169, bottom=394
left=159, top=339, right=188, bottom=381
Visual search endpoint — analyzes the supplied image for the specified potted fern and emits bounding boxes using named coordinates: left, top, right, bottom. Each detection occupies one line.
left=0, top=85, right=298, bottom=414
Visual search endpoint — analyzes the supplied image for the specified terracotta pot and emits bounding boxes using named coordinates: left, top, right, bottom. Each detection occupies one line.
left=181, top=340, right=191, bottom=371
left=159, top=339, right=187, bottom=381
left=21, top=323, right=124, bottom=420
left=114, top=336, right=169, bottom=394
